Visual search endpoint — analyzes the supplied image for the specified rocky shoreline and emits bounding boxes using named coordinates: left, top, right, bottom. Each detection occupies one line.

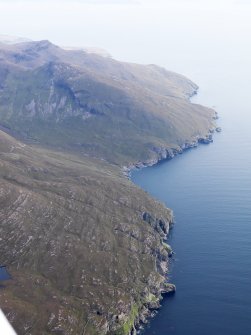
left=110, top=201, right=176, bottom=334
left=121, top=112, right=219, bottom=334
left=123, top=131, right=217, bottom=179
left=118, top=211, right=176, bottom=335
left=123, top=109, right=219, bottom=178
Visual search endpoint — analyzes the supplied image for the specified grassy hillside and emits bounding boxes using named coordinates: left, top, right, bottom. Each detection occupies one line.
left=0, top=41, right=215, bottom=165
left=0, top=130, right=173, bottom=334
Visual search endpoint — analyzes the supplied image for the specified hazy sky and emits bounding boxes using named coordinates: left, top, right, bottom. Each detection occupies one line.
left=0, top=0, right=251, bottom=78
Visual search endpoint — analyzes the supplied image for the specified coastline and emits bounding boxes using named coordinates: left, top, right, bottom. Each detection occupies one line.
left=123, top=88, right=219, bottom=178
left=123, top=123, right=218, bottom=179
left=122, top=109, right=219, bottom=334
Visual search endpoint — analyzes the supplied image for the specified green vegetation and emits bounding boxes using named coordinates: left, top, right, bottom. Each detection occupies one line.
left=162, top=242, right=173, bottom=253
left=144, top=293, right=159, bottom=304
left=115, top=304, right=139, bottom=335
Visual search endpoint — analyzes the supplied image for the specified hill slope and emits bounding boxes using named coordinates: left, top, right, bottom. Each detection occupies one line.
left=0, top=130, right=173, bottom=334
left=0, top=40, right=215, bottom=165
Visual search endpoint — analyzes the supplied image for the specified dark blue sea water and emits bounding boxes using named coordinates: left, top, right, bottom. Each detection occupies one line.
left=0, top=267, right=11, bottom=282
left=132, top=65, right=251, bottom=334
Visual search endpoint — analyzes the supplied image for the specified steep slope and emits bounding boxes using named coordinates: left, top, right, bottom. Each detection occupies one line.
left=0, top=130, right=173, bottom=335
left=0, top=41, right=215, bottom=165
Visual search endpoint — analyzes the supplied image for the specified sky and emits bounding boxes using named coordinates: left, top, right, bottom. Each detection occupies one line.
left=0, top=0, right=251, bottom=78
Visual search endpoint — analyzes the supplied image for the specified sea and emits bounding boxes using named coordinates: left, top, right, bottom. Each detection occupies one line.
left=131, top=3, right=251, bottom=334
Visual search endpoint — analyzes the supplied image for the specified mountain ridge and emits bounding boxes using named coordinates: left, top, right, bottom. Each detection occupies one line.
left=0, top=40, right=215, bottom=165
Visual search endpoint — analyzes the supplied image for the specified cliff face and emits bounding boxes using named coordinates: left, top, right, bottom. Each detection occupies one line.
left=0, top=40, right=216, bottom=334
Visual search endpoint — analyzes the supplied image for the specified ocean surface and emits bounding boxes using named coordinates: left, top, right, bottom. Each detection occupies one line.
left=131, top=52, right=251, bottom=334
left=0, top=267, right=11, bottom=282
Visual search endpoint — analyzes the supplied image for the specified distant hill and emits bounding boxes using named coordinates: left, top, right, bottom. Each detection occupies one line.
left=0, top=34, right=32, bottom=44
left=0, top=40, right=215, bottom=165
left=0, top=34, right=112, bottom=57
left=62, top=45, right=112, bottom=58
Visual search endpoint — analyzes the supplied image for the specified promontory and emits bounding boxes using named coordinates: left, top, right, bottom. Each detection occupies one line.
left=0, top=40, right=215, bottom=334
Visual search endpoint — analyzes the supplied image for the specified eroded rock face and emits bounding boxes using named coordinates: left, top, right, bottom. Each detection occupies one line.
left=142, top=212, right=172, bottom=238
left=161, top=283, right=176, bottom=295
left=198, top=133, right=213, bottom=144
